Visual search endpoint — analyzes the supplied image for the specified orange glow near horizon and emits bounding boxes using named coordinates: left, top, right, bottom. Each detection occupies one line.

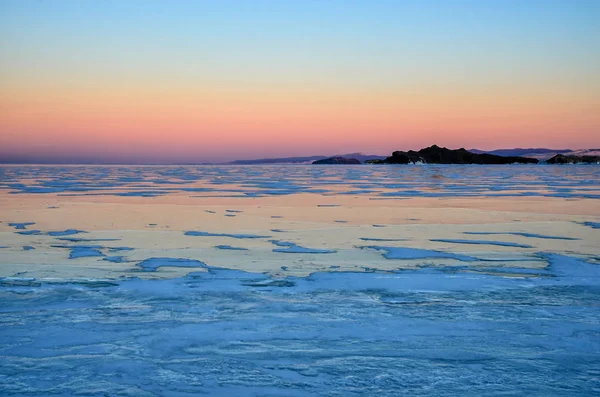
left=2, top=80, right=598, bottom=160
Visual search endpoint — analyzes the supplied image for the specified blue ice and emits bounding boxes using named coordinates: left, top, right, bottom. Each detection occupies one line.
left=360, top=237, right=407, bottom=242
left=430, top=238, right=533, bottom=248
left=103, top=256, right=127, bottom=263
left=136, top=257, right=209, bottom=272
left=47, top=229, right=86, bottom=236
left=271, top=240, right=337, bottom=254
left=114, top=191, right=170, bottom=197
left=215, top=245, right=249, bottom=251
left=7, top=222, right=35, bottom=230
left=582, top=221, right=600, bottom=229
left=464, top=231, right=580, bottom=240
left=2, top=164, right=599, bottom=200
left=361, top=246, right=478, bottom=261
left=1, top=254, right=599, bottom=394
left=57, top=237, right=121, bottom=242
left=15, top=230, right=41, bottom=235
left=69, top=246, right=105, bottom=259
left=185, top=231, right=270, bottom=239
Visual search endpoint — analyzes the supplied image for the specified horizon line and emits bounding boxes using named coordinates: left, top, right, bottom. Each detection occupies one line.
left=1, top=146, right=598, bottom=166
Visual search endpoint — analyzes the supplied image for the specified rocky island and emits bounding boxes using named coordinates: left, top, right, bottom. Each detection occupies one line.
left=546, top=154, right=600, bottom=164
left=366, top=145, right=539, bottom=164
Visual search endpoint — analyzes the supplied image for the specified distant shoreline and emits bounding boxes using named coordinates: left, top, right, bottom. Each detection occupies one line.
left=2, top=147, right=599, bottom=166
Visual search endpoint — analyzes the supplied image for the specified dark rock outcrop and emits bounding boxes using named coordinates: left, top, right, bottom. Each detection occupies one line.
left=546, top=154, right=600, bottom=164
left=367, top=145, right=538, bottom=164
left=312, top=157, right=361, bottom=165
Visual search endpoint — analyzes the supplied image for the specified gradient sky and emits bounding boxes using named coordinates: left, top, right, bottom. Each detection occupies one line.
left=1, top=0, right=599, bottom=163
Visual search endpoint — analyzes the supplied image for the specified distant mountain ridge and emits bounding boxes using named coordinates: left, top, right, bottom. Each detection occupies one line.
left=313, top=157, right=361, bottom=165
left=226, top=149, right=579, bottom=164
left=228, top=155, right=327, bottom=165
left=2, top=148, right=597, bottom=165
left=468, top=148, right=576, bottom=161
left=227, top=152, right=386, bottom=165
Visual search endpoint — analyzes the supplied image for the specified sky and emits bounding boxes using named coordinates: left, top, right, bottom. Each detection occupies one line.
left=1, top=0, right=599, bottom=163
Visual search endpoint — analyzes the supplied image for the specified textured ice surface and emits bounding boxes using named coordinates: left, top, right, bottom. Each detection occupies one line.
left=430, top=238, right=533, bottom=248
left=185, top=231, right=270, bottom=239
left=50, top=243, right=122, bottom=259
left=1, top=256, right=599, bottom=396
left=362, top=246, right=478, bottom=261
left=15, top=230, right=41, bottom=235
left=136, top=257, right=209, bottom=271
left=464, top=231, right=580, bottom=240
left=271, top=240, right=337, bottom=254
left=2, top=164, right=598, bottom=198
left=47, top=229, right=86, bottom=236
left=57, top=237, right=120, bottom=242
left=215, top=245, right=249, bottom=251
left=1, top=164, right=599, bottom=395
left=12, top=228, right=86, bottom=237
left=360, top=237, right=407, bottom=242
left=102, top=255, right=127, bottom=263
left=108, top=246, right=134, bottom=252
left=67, top=245, right=105, bottom=259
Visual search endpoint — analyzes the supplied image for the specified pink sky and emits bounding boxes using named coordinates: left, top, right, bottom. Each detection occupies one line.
left=1, top=82, right=598, bottom=162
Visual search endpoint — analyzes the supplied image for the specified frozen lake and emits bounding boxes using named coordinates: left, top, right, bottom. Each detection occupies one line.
left=1, top=163, right=600, bottom=198
left=1, top=165, right=599, bottom=395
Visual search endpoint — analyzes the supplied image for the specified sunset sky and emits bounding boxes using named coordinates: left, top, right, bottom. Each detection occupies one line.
left=1, top=0, right=599, bottom=163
